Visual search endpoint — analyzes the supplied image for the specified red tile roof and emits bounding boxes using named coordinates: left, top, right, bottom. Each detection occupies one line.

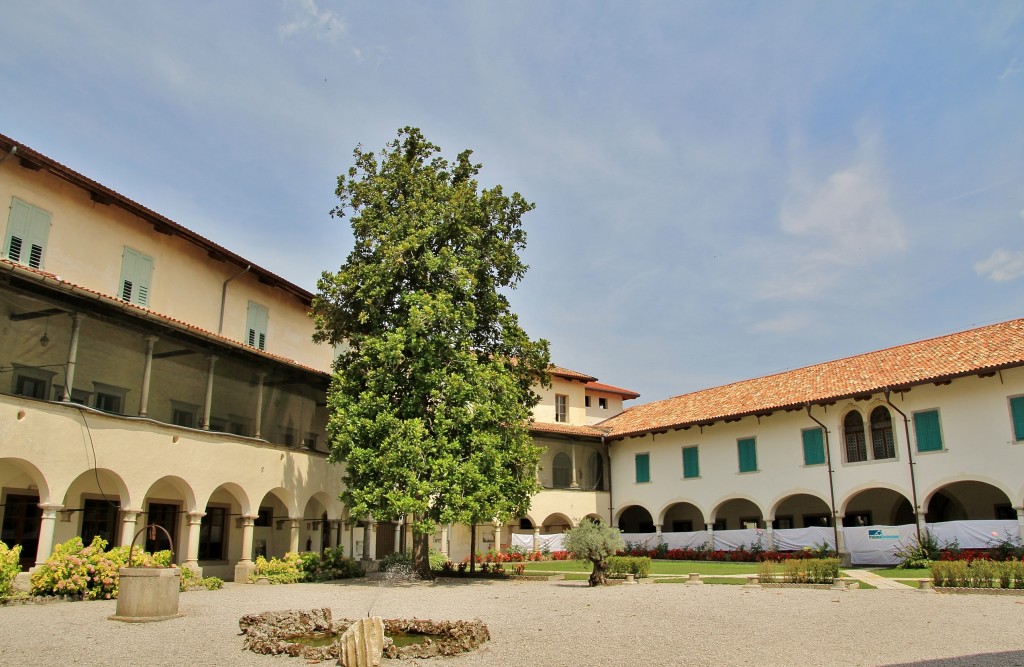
left=600, top=319, right=1024, bottom=440
left=585, top=381, right=640, bottom=399
left=550, top=365, right=598, bottom=382
left=530, top=421, right=608, bottom=439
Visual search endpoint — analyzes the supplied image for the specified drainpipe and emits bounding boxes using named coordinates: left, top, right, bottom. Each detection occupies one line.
left=883, top=388, right=922, bottom=542
left=218, top=264, right=251, bottom=335
left=602, top=435, right=613, bottom=526
left=805, top=404, right=840, bottom=553
left=0, top=145, right=17, bottom=166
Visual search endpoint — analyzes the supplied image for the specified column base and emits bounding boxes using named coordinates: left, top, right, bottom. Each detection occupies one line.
left=182, top=561, right=203, bottom=578
left=234, top=560, right=257, bottom=583
left=13, top=571, right=32, bottom=592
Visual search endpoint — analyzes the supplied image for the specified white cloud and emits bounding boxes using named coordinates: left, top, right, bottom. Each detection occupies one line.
left=751, top=314, right=812, bottom=334
left=975, top=249, right=1024, bottom=282
left=999, top=56, right=1023, bottom=80
left=279, top=0, right=346, bottom=43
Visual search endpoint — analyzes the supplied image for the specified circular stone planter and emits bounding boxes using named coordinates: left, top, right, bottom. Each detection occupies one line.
left=239, top=608, right=489, bottom=661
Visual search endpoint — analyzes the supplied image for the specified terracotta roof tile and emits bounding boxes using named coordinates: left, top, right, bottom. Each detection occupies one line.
left=530, top=421, right=607, bottom=438
left=585, top=381, right=640, bottom=399
left=550, top=365, right=598, bottom=382
left=600, top=319, right=1024, bottom=439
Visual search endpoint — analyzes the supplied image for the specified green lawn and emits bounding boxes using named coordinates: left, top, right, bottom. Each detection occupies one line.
left=520, top=560, right=761, bottom=576
left=867, top=567, right=931, bottom=579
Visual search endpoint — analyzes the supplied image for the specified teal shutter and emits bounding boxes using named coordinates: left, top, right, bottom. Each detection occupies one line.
left=5, top=198, right=51, bottom=269
left=119, top=247, right=154, bottom=306
left=913, top=410, right=943, bottom=452
left=802, top=428, right=825, bottom=465
left=246, top=302, right=269, bottom=350
left=682, top=446, right=699, bottom=478
left=635, top=453, right=650, bottom=483
left=1010, top=397, right=1024, bottom=442
left=738, top=438, right=757, bottom=473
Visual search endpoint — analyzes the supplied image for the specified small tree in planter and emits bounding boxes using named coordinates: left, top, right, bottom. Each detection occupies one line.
left=563, top=519, right=625, bottom=586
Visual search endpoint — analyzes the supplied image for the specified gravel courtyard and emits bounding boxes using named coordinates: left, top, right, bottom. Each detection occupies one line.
left=1, top=578, right=1023, bottom=666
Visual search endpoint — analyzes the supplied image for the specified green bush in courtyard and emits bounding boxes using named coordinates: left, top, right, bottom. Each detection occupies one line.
left=0, top=540, right=22, bottom=597
left=606, top=556, right=651, bottom=578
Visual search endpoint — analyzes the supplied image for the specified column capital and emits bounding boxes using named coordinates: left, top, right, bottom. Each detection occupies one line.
left=188, top=511, right=206, bottom=525
left=240, top=515, right=256, bottom=527
left=38, top=504, right=63, bottom=519
left=120, top=509, right=143, bottom=519
left=144, top=334, right=160, bottom=343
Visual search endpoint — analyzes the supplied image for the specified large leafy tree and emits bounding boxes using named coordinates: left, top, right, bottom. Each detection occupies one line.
left=312, top=127, right=551, bottom=576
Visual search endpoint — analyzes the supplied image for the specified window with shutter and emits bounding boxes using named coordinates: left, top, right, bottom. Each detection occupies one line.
left=635, top=453, right=650, bottom=483
left=913, top=410, right=943, bottom=452
left=1009, top=396, right=1024, bottom=442
left=737, top=437, right=757, bottom=473
left=802, top=428, right=826, bottom=465
left=246, top=301, right=269, bottom=350
left=118, top=247, right=154, bottom=306
left=5, top=198, right=51, bottom=269
left=682, top=446, right=699, bottom=478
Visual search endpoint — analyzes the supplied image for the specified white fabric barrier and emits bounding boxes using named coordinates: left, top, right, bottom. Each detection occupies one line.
left=927, top=520, right=1019, bottom=549
left=661, top=531, right=710, bottom=550
left=620, top=533, right=660, bottom=549
left=843, top=525, right=918, bottom=565
left=510, top=533, right=533, bottom=550
left=711, top=529, right=763, bottom=551
left=509, top=533, right=565, bottom=552
left=772, top=526, right=835, bottom=551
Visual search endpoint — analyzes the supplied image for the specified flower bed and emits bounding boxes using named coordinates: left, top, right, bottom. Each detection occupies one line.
left=931, top=559, right=1024, bottom=589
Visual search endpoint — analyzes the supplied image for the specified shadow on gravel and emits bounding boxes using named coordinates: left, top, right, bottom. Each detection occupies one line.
left=884, top=650, right=1024, bottom=666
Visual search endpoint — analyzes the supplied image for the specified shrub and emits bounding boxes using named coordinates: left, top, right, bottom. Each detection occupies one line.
left=606, top=556, right=651, bottom=578
left=428, top=549, right=448, bottom=572
left=894, top=531, right=949, bottom=569
left=760, top=558, right=839, bottom=584
left=249, top=553, right=304, bottom=584
left=757, top=560, right=777, bottom=583
left=379, top=551, right=412, bottom=572
left=933, top=558, right=1024, bottom=589
left=301, top=547, right=363, bottom=581
left=203, top=576, right=224, bottom=590
left=988, top=531, right=1024, bottom=561
left=0, top=540, right=22, bottom=597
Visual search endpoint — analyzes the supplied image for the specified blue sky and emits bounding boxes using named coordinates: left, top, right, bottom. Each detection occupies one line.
left=3, top=1, right=1023, bottom=403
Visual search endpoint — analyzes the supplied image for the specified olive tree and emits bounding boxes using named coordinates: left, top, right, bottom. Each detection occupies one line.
left=563, top=519, right=625, bottom=586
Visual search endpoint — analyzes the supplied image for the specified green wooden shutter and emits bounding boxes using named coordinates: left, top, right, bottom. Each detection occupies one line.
left=5, top=198, right=51, bottom=269
left=246, top=302, right=269, bottom=350
left=1010, top=397, right=1024, bottom=442
left=119, top=247, right=154, bottom=306
left=913, top=410, right=943, bottom=452
left=802, top=428, right=825, bottom=465
left=635, top=453, right=650, bottom=483
left=682, top=446, right=699, bottom=478
left=738, top=438, right=757, bottom=473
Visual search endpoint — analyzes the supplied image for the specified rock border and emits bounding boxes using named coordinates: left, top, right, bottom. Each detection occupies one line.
left=238, top=608, right=490, bottom=661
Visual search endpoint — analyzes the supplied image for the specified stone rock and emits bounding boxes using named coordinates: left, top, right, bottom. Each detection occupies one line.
left=337, top=616, right=385, bottom=667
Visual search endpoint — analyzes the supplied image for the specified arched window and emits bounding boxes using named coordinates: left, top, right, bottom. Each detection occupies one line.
left=870, top=406, right=896, bottom=459
left=587, top=452, right=604, bottom=491
left=844, top=411, right=867, bottom=462
left=552, top=452, right=572, bottom=488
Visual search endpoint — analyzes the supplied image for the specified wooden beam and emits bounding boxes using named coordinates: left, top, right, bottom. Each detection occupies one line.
left=9, top=307, right=65, bottom=321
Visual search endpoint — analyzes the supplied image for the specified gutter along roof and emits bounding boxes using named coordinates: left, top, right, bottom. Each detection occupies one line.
left=599, top=318, right=1024, bottom=440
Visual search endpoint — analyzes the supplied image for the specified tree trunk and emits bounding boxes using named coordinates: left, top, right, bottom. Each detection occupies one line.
left=589, top=558, right=608, bottom=587
left=411, top=516, right=433, bottom=579
left=469, top=523, right=477, bottom=574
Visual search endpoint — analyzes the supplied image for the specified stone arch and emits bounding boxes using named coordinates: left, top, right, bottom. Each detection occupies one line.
left=922, top=479, right=1015, bottom=522
left=140, top=475, right=199, bottom=560
left=769, top=491, right=834, bottom=528
left=200, top=482, right=251, bottom=566
left=711, top=496, right=765, bottom=530
left=658, top=500, right=706, bottom=532
left=540, top=512, right=573, bottom=533
left=615, top=504, right=655, bottom=533
left=300, top=492, right=339, bottom=554
left=841, top=486, right=914, bottom=526
left=0, top=457, right=51, bottom=505
left=583, top=513, right=605, bottom=524
left=253, top=487, right=297, bottom=559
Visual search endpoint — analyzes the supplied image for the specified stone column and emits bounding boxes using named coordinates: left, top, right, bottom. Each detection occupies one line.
left=440, top=525, right=449, bottom=556
left=138, top=335, right=158, bottom=417
left=201, top=355, right=217, bottom=430
left=361, top=521, right=372, bottom=560
left=1015, top=507, right=1024, bottom=542
left=570, top=445, right=580, bottom=489
left=394, top=522, right=402, bottom=554
left=654, top=523, right=663, bottom=547
left=533, top=527, right=540, bottom=553
left=368, top=521, right=377, bottom=560
left=288, top=518, right=300, bottom=553
left=234, top=515, right=256, bottom=583
left=254, top=372, right=266, bottom=439
left=835, top=514, right=847, bottom=555
left=183, top=511, right=205, bottom=577
left=61, top=313, right=83, bottom=401
left=33, top=504, right=63, bottom=568
left=120, top=509, right=142, bottom=548
left=399, top=518, right=408, bottom=553
left=706, top=522, right=715, bottom=552
left=493, top=521, right=503, bottom=552
left=764, top=523, right=775, bottom=552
